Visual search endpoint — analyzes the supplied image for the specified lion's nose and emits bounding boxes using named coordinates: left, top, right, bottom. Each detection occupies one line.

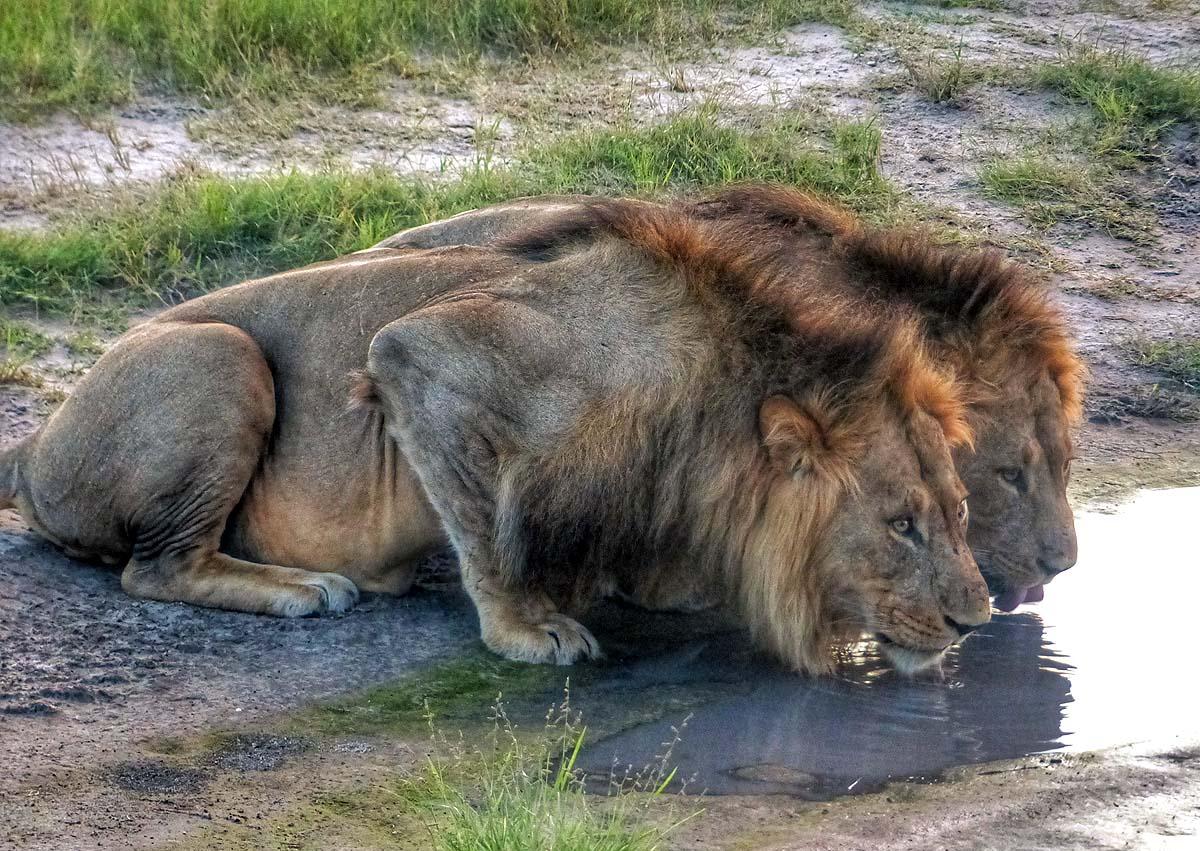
left=1039, top=519, right=1078, bottom=577
left=1039, top=556, right=1072, bottom=576
left=944, top=615, right=980, bottom=637
left=1039, top=529, right=1078, bottom=577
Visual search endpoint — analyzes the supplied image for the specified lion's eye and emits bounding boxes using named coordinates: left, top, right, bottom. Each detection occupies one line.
left=890, top=517, right=913, bottom=536
left=957, top=499, right=969, bottom=526
left=999, top=467, right=1022, bottom=485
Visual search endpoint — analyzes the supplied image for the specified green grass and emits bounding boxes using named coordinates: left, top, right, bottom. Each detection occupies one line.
left=175, top=695, right=700, bottom=851
left=1128, top=339, right=1200, bottom=391
left=0, top=0, right=856, bottom=118
left=1, top=318, right=53, bottom=358
left=903, top=41, right=977, bottom=103
left=979, top=150, right=1153, bottom=241
left=1038, top=47, right=1200, bottom=164
left=64, top=330, right=104, bottom=358
left=0, top=105, right=896, bottom=317
left=404, top=701, right=694, bottom=851
left=0, top=319, right=53, bottom=387
left=525, top=105, right=891, bottom=204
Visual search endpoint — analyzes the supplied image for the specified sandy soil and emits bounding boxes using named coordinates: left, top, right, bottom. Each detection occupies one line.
left=2, top=1, right=1199, bottom=849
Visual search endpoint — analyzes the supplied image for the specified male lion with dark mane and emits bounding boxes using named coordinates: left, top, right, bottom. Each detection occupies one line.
left=0, top=199, right=988, bottom=675
left=374, top=185, right=1085, bottom=611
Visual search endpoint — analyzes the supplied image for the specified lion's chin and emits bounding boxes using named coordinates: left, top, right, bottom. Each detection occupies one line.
left=875, top=634, right=947, bottom=676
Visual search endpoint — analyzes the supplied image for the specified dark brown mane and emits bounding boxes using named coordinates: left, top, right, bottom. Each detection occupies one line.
left=688, top=184, right=1085, bottom=422
left=499, top=197, right=972, bottom=448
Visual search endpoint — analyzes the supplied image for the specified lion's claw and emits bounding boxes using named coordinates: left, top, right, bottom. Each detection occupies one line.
left=485, top=613, right=602, bottom=665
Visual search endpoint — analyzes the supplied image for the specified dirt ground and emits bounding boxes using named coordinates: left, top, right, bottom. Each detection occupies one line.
left=2, top=1, right=1199, bottom=849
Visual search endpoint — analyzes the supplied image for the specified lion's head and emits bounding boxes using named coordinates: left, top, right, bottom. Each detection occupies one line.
left=495, top=200, right=993, bottom=676
left=843, top=223, right=1085, bottom=611
left=954, top=373, right=1079, bottom=609
left=741, top=326, right=991, bottom=676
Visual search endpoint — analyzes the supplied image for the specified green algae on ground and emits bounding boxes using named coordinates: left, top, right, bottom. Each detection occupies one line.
left=296, top=649, right=577, bottom=736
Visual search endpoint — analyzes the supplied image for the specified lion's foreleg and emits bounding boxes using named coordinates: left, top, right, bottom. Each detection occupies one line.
left=366, top=304, right=602, bottom=665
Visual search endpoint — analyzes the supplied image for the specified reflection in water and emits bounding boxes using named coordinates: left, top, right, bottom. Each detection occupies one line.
left=578, top=487, right=1200, bottom=797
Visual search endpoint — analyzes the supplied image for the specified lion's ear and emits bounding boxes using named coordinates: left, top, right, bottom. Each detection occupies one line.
left=758, top=395, right=829, bottom=477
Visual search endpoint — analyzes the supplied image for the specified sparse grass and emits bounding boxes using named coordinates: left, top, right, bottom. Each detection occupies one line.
left=176, top=694, right=700, bottom=851
left=0, top=360, right=43, bottom=387
left=0, top=0, right=858, bottom=118
left=1091, top=385, right=1200, bottom=423
left=978, top=150, right=1154, bottom=241
left=1127, top=338, right=1200, bottom=390
left=65, top=330, right=104, bottom=359
left=903, top=41, right=977, bottom=103
left=0, top=105, right=897, bottom=317
left=900, top=0, right=1007, bottom=9
left=1037, top=46, right=1200, bottom=164
left=404, top=699, right=695, bottom=851
left=0, top=319, right=52, bottom=388
left=1, top=319, right=53, bottom=359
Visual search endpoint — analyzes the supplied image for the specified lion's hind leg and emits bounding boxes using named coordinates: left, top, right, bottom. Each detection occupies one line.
left=114, top=321, right=360, bottom=617
left=24, top=319, right=359, bottom=616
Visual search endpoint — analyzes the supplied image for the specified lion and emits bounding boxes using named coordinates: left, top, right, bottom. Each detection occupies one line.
left=0, top=199, right=989, bottom=675
left=372, top=186, right=1086, bottom=611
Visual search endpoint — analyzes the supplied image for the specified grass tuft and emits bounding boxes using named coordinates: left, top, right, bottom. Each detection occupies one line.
left=904, top=42, right=976, bottom=104
left=1037, top=46, right=1200, bottom=164
left=1127, top=338, right=1200, bottom=391
left=405, top=697, right=695, bottom=851
left=1, top=319, right=54, bottom=359
left=0, top=361, right=44, bottom=387
left=979, top=150, right=1153, bottom=241
left=526, top=106, right=891, bottom=206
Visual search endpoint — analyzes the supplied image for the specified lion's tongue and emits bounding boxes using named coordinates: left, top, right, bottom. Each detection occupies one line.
left=994, top=583, right=1046, bottom=612
left=994, top=587, right=1028, bottom=612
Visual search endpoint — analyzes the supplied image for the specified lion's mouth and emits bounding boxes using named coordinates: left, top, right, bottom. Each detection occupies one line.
left=873, top=633, right=948, bottom=675
left=993, top=583, right=1045, bottom=612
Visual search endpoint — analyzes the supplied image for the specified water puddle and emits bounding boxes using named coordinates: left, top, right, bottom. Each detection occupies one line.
left=578, top=487, right=1200, bottom=797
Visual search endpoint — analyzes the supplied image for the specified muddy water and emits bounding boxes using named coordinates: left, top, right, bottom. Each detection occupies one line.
left=578, top=488, right=1200, bottom=797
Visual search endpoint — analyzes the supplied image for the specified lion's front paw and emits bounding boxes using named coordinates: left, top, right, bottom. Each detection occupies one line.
left=485, top=613, right=602, bottom=666
left=272, top=571, right=359, bottom=617
left=305, top=572, right=360, bottom=613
